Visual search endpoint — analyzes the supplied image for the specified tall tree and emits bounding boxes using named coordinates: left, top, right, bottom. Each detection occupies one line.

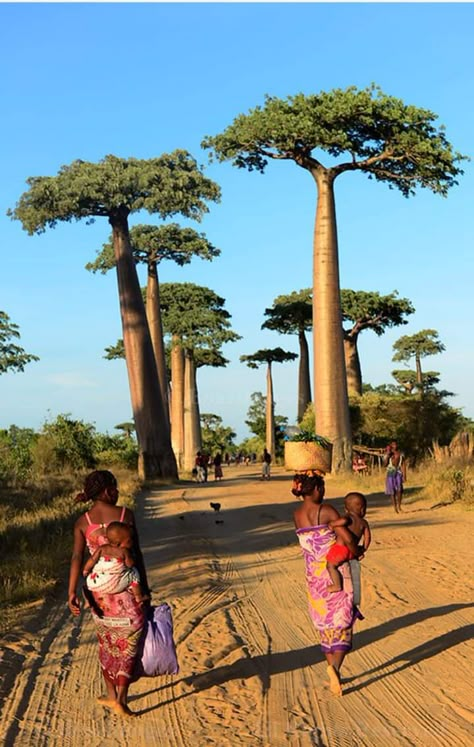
left=86, top=223, right=220, bottom=426
left=341, top=290, right=415, bottom=397
left=240, top=348, right=297, bottom=456
left=160, top=283, right=241, bottom=471
left=203, top=85, right=465, bottom=471
left=392, top=329, right=445, bottom=390
left=0, top=311, right=39, bottom=374
left=245, top=391, right=289, bottom=456
left=391, top=369, right=440, bottom=395
left=262, top=289, right=312, bottom=421
left=9, top=152, right=220, bottom=479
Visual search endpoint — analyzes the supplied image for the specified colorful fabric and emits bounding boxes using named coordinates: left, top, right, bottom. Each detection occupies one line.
left=326, top=543, right=356, bottom=565
left=385, top=470, right=403, bottom=495
left=296, top=524, right=357, bottom=653
left=84, top=511, right=145, bottom=686
left=86, top=556, right=140, bottom=594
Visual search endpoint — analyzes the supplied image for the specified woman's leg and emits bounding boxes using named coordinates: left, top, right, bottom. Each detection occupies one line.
left=96, top=672, right=117, bottom=707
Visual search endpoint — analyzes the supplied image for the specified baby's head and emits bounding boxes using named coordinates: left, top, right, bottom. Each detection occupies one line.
left=106, top=522, right=133, bottom=549
left=344, top=491, right=367, bottom=517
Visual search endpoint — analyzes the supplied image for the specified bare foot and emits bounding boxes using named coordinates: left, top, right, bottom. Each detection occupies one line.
left=96, top=696, right=116, bottom=710
left=112, top=702, right=137, bottom=718
left=326, top=583, right=342, bottom=593
left=326, top=665, right=343, bottom=696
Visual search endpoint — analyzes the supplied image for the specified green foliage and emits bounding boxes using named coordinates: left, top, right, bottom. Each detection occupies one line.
left=245, top=392, right=288, bottom=456
left=392, top=329, right=445, bottom=364
left=202, top=85, right=466, bottom=197
left=287, top=431, right=331, bottom=448
left=94, top=432, right=138, bottom=470
left=240, top=347, right=298, bottom=368
left=200, top=413, right=236, bottom=455
left=160, top=282, right=241, bottom=351
left=0, top=311, right=39, bottom=374
left=0, top=426, right=37, bottom=485
left=391, top=369, right=440, bottom=394
left=86, top=223, right=220, bottom=274
left=9, top=152, right=221, bottom=232
left=341, top=290, right=415, bottom=338
left=32, top=414, right=97, bottom=474
left=351, top=390, right=465, bottom=459
left=262, top=289, right=312, bottom=335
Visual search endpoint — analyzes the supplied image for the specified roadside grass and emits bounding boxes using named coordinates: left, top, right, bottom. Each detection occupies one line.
left=0, top=466, right=141, bottom=635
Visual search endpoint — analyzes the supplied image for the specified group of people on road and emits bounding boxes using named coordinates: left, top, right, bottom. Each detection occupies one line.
left=68, top=438, right=406, bottom=713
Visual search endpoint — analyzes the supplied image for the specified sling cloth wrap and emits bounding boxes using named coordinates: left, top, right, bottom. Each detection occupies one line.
left=296, top=524, right=362, bottom=653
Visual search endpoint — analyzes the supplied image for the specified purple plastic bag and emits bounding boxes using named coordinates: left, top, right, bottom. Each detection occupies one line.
left=138, top=603, right=179, bottom=677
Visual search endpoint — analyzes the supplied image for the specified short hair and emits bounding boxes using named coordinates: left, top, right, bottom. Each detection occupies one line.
left=344, top=491, right=366, bottom=511
left=106, top=522, right=132, bottom=545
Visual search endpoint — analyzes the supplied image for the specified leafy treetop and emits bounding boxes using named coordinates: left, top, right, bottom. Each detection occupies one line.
left=262, top=289, right=312, bottom=335
left=202, top=85, right=467, bottom=196
left=392, top=329, right=446, bottom=363
left=341, top=289, right=415, bottom=338
left=0, top=311, right=39, bottom=375
left=240, top=347, right=298, bottom=369
left=86, top=223, right=220, bottom=274
left=9, top=151, right=221, bottom=232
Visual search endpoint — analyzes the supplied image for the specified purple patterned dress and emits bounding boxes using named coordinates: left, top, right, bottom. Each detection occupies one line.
left=296, top=523, right=360, bottom=653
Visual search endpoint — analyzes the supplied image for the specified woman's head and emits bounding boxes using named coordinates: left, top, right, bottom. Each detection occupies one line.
left=75, top=470, right=118, bottom=504
left=291, top=471, right=325, bottom=500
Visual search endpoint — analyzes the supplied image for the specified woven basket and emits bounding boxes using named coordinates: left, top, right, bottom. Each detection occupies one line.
left=284, top=440, right=332, bottom=473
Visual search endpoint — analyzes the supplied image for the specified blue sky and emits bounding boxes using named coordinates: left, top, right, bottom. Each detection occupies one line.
left=1, top=2, right=473, bottom=442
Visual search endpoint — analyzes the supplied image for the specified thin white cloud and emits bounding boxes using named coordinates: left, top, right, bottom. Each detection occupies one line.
left=46, top=372, right=99, bottom=389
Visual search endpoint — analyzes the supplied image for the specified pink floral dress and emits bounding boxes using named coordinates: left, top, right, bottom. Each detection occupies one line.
left=84, top=509, right=145, bottom=686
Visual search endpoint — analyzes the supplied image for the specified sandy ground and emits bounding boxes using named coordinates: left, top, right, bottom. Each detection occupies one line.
left=1, top=465, right=474, bottom=747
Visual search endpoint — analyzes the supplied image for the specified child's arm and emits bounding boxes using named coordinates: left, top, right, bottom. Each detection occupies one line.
left=329, top=516, right=349, bottom=529
left=122, top=548, right=136, bottom=569
left=83, top=548, right=102, bottom=576
left=362, top=521, right=371, bottom=551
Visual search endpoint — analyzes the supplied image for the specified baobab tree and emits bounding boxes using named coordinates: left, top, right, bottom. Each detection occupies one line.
left=392, top=329, right=445, bottom=393
left=0, top=311, right=39, bottom=374
left=262, top=289, right=312, bottom=421
left=203, top=85, right=465, bottom=471
left=240, top=348, right=297, bottom=457
left=341, top=290, right=415, bottom=397
left=9, top=152, right=220, bottom=479
left=160, top=282, right=241, bottom=471
left=86, top=223, right=220, bottom=426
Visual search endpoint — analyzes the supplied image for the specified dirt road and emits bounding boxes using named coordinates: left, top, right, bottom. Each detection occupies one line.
left=1, top=465, right=473, bottom=746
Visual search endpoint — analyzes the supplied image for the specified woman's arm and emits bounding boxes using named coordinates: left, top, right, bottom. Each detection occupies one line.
left=363, top=522, right=372, bottom=551
left=123, top=548, right=136, bottom=569
left=126, top=509, right=151, bottom=595
left=68, top=521, right=86, bottom=616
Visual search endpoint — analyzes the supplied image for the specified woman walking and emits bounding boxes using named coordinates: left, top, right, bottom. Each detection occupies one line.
left=293, top=472, right=363, bottom=696
left=68, top=470, right=150, bottom=717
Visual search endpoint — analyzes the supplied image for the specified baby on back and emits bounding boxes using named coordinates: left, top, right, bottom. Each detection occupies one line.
left=326, top=492, right=371, bottom=593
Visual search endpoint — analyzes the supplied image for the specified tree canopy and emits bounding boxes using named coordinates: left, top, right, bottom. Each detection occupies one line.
left=202, top=85, right=466, bottom=196
left=262, top=289, right=312, bottom=335
left=9, top=152, right=221, bottom=230
left=341, top=290, right=415, bottom=338
left=240, top=347, right=298, bottom=368
left=86, top=223, right=220, bottom=274
left=0, top=311, right=39, bottom=375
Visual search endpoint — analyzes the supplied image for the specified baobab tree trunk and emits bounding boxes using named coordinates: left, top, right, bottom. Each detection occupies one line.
left=415, top=353, right=423, bottom=386
left=110, top=211, right=177, bottom=481
left=266, top=362, right=276, bottom=457
left=344, top=335, right=363, bottom=397
left=146, top=261, right=170, bottom=429
left=170, top=335, right=185, bottom=469
left=312, top=171, right=352, bottom=472
left=183, top=349, right=202, bottom=472
left=297, top=328, right=312, bottom=421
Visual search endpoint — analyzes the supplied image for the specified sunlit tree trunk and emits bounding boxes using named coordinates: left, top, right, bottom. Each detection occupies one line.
left=344, top=335, right=363, bottom=397
left=146, top=260, right=170, bottom=429
left=297, top=328, right=312, bottom=421
left=110, top=212, right=177, bottom=480
left=266, top=362, right=275, bottom=457
left=312, top=171, right=352, bottom=472
left=170, top=335, right=185, bottom=469
left=183, top=349, right=202, bottom=471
